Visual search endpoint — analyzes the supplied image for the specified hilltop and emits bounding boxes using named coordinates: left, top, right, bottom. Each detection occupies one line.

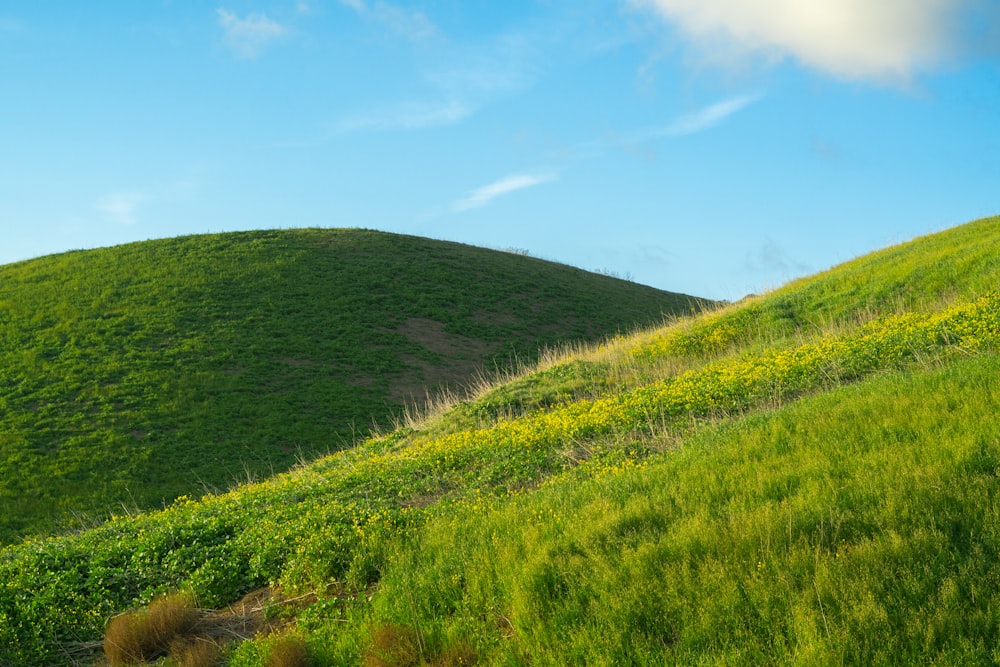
left=1, top=215, right=999, bottom=666
left=0, top=229, right=708, bottom=544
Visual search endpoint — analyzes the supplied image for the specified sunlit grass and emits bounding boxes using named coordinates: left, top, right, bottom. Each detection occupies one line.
left=360, top=352, right=1000, bottom=665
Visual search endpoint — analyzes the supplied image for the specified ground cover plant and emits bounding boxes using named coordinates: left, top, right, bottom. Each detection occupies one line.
left=0, top=215, right=998, bottom=665
left=0, top=228, right=705, bottom=544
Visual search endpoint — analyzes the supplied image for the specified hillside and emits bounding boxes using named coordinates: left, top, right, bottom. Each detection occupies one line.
left=1, top=215, right=999, bottom=666
left=0, top=229, right=709, bottom=544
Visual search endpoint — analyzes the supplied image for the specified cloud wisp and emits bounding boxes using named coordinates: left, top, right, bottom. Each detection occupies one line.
left=336, top=48, right=537, bottom=133
left=217, top=8, right=287, bottom=59
left=333, top=7, right=548, bottom=135
left=569, top=93, right=761, bottom=155
left=453, top=172, right=558, bottom=212
left=97, top=192, right=146, bottom=226
left=652, top=93, right=762, bottom=138
left=339, top=99, right=471, bottom=132
left=337, top=0, right=437, bottom=42
left=631, top=0, right=982, bottom=81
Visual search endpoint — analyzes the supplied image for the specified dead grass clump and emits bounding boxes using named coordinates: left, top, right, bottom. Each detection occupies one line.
left=169, top=637, right=222, bottom=667
left=364, top=623, right=422, bottom=667
left=266, top=634, right=311, bottom=667
left=429, top=639, right=478, bottom=666
left=104, top=592, right=199, bottom=665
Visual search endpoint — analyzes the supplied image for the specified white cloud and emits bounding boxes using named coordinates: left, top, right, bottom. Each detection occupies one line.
left=631, top=0, right=977, bottom=80
left=339, top=99, right=471, bottom=131
left=94, top=173, right=202, bottom=226
left=453, top=172, right=558, bottom=212
left=646, top=93, right=762, bottom=139
left=578, top=93, right=760, bottom=155
left=333, top=15, right=542, bottom=136
left=98, top=192, right=145, bottom=226
left=370, top=2, right=436, bottom=41
left=338, top=0, right=437, bottom=42
left=217, top=8, right=287, bottom=59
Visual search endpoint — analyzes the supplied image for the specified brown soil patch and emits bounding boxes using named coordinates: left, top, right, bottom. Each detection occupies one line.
left=389, top=318, right=498, bottom=404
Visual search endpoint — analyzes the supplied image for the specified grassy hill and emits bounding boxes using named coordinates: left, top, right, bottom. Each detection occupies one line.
left=0, top=229, right=708, bottom=544
left=2, top=215, right=999, bottom=666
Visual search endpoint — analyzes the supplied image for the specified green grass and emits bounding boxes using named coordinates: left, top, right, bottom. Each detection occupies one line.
left=360, top=352, right=1000, bottom=665
left=0, top=228, right=706, bottom=544
left=0, top=215, right=998, bottom=666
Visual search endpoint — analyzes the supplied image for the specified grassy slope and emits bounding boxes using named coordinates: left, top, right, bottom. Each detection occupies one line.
left=367, top=352, right=1000, bottom=665
left=423, top=216, right=1000, bottom=435
left=1, top=215, right=998, bottom=665
left=0, top=229, right=707, bottom=544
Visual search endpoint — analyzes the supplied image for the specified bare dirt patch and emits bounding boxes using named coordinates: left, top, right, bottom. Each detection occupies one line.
left=388, top=318, right=498, bottom=404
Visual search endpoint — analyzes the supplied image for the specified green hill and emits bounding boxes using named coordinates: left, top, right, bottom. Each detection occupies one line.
left=1, top=215, right=999, bottom=666
left=0, top=229, right=708, bottom=544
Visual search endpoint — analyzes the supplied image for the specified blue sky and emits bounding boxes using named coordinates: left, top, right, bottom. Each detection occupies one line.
left=1, top=1, right=998, bottom=300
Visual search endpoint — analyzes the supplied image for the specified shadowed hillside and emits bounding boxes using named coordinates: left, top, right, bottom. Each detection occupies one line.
left=0, top=228, right=709, bottom=543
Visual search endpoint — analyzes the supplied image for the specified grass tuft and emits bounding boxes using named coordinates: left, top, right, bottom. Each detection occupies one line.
left=169, top=637, right=222, bottom=667
left=429, top=639, right=478, bottom=667
left=264, top=634, right=312, bottom=667
left=104, top=592, right=199, bottom=666
left=364, top=623, right=423, bottom=667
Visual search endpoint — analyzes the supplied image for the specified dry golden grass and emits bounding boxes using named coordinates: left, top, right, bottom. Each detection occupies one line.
left=364, top=623, right=422, bottom=667
left=169, top=637, right=222, bottom=667
left=104, top=592, right=198, bottom=666
left=428, top=639, right=478, bottom=666
left=265, top=634, right=311, bottom=667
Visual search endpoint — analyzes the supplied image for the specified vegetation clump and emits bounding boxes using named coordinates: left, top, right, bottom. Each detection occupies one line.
left=104, top=592, right=199, bottom=665
left=264, top=634, right=311, bottom=667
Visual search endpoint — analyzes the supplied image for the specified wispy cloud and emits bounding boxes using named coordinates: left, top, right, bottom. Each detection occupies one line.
left=337, top=0, right=437, bottom=42
left=337, top=0, right=367, bottom=13
left=630, top=0, right=988, bottom=81
left=652, top=93, right=762, bottom=138
left=332, top=7, right=544, bottom=134
left=95, top=173, right=201, bottom=226
left=569, top=93, right=760, bottom=156
left=97, top=192, right=146, bottom=226
left=217, top=8, right=287, bottom=59
left=337, top=52, right=536, bottom=133
left=453, top=172, right=558, bottom=212
left=339, top=99, right=471, bottom=131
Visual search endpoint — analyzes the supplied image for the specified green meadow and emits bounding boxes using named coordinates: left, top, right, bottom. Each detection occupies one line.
left=0, top=229, right=703, bottom=544
left=1, top=215, right=1000, bottom=665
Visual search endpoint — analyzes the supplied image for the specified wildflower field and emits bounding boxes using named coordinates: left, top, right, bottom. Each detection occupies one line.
left=1, top=216, right=999, bottom=665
